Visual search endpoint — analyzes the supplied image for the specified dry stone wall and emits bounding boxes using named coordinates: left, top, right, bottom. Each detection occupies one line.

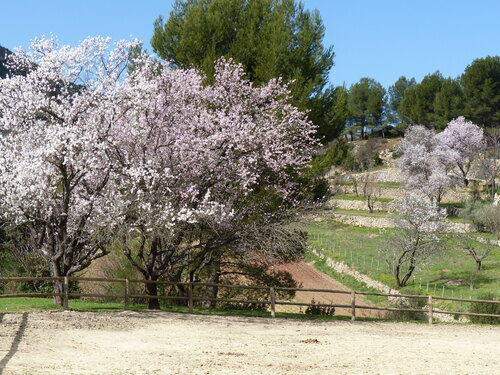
left=327, top=212, right=473, bottom=233
left=328, top=198, right=390, bottom=212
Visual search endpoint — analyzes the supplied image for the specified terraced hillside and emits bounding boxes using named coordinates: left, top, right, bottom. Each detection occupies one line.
left=298, top=138, right=500, bottom=317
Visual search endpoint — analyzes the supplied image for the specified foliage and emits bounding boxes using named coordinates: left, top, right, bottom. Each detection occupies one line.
left=433, top=78, right=465, bottom=129
left=0, top=45, right=27, bottom=79
left=436, top=202, right=464, bottom=217
left=347, top=77, right=386, bottom=138
left=468, top=293, right=500, bottom=324
left=308, top=138, right=353, bottom=176
left=398, top=117, right=483, bottom=202
left=462, top=56, right=500, bottom=127
left=151, top=0, right=337, bottom=141
left=326, top=85, right=350, bottom=141
left=398, top=72, right=444, bottom=128
left=353, top=138, right=384, bottom=170
left=216, top=261, right=298, bottom=311
left=387, top=76, right=416, bottom=126
left=462, top=200, right=500, bottom=233
left=477, top=128, right=500, bottom=200
left=305, top=298, right=335, bottom=316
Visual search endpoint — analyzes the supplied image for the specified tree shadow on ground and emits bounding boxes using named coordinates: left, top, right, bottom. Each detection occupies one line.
left=0, top=312, right=28, bottom=374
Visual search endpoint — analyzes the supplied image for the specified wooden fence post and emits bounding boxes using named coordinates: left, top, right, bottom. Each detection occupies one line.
left=270, top=286, right=276, bottom=318
left=188, top=282, right=194, bottom=314
left=351, top=291, right=356, bottom=321
left=124, top=279, right=130, bottom=310
left=63, top=277, right=69, bottom=310
left=428, top=295, right=433, bottom=325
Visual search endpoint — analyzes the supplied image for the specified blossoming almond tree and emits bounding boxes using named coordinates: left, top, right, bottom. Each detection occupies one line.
left=0, top=37, right=139, bottom=305
left=381, top=191, right=447, bottom=288
left=436, top=116, right=485, bottom=186
left=111, top=57, right=317, bottom=308
left=398, top=125, right=457, bottom=204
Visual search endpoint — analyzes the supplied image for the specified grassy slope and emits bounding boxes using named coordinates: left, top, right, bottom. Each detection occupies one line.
left=301, top=221, right=500, bottom=304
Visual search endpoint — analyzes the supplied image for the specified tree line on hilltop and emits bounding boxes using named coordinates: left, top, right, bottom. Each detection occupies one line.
left=150, top=0, right=499, bottom=142
left=1, top=0, right=499, bottom=143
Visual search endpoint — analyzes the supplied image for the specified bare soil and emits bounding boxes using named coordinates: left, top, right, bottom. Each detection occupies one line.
left=277, top=262, right=385, bottom=318
left=0, top=311, right=498, bottom=375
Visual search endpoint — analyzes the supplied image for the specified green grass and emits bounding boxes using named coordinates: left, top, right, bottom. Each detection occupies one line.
left=0, top=296, right=387, bottom=322
left=0, top=297, right=137, bottom=312
left=305, top=252, right=388, bottom=305
left=300, top=221, right=500, bottom=309
left=372, top=181, right=402, bottom=188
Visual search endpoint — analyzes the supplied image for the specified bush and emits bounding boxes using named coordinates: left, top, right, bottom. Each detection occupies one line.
left=305, top=298, right=335, bottom=316
left=310, top=178, right=330, bottom=202
left=309, top=138, right=354, bottom=176
left=390, top=288, right=427, bottom=321
left=439, top=202, right=464, bottom=217
left=469, top=293, right=500, bottom=324
left=461, top=200, right=500, bottom=233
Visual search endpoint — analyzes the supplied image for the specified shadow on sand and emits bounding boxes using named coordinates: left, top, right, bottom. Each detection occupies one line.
left=0, top=312, right=28, bottom=374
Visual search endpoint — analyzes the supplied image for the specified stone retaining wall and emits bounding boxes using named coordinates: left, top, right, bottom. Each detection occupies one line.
left=328, top=198, right=390, bottom=212
left=330, top=213, right=473, bottom=233
left=334, top=185, right=472, bottom=203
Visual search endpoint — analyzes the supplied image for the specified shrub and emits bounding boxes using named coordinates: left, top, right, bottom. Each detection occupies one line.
left=311, top=178, right=331, bottom=202
left=390, top=288, right=427, bottom=321
left=461, top=200, right=500, bottom=233
left=469, top=293, right=500, bottom=324
left=439, top=202, right=464, bottom=217
left=305, top=298, right=335, bottom=316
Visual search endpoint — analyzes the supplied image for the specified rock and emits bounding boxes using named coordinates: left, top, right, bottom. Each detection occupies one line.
left=444, top=279, right=467, bottom=287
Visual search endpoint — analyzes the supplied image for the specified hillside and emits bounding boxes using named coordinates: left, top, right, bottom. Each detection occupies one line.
left=0, top=45, right=12, bottom=78
left=297, top=137, right=500, bottom=320
left=0, top=45, right=27, bottom=78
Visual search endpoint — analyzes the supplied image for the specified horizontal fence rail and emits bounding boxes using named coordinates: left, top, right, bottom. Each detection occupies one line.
left=0, top=277, right=498, bottom=324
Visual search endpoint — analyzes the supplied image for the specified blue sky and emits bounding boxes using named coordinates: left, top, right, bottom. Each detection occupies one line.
left=1, top=0, right=499, bottom=89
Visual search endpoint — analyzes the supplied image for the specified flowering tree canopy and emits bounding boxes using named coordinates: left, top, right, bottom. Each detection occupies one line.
left=0, top=37, right=317, bottom=307
left=111, top=56, right=317, bottom=307
left=436, top=116, right=485, bottom=186
left=0, top=37, right=140, bottom=302
left=398, top=125, right=456, bottom=204
left=399, top=118, right=485, bottom=202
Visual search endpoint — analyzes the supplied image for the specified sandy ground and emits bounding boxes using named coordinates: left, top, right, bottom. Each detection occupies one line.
left=277, top=262, right=385, bottom=318
left=0, top=311, right=498, bottom=375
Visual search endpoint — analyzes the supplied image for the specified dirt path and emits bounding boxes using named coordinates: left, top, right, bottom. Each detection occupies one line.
left=0, top=311, right=498, bottom=375
left=277, top=262, right=385, bottom=318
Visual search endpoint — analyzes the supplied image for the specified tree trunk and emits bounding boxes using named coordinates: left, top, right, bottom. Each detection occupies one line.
left=202, top=259, right=221, bottom=308
left=52, top=279, right=64, bottom=306
left=145, top=279, right=161, bottom=310
left=395, top=256, right=416, bottom=288
left=49, top=258, right=64, bottom=306
left=459, top=167, right=469, bottom=187
left=476, top=259, right=482, bottom=272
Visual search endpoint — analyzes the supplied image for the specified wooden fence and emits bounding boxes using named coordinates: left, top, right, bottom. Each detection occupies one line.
left=0, top=276, right=499, bottom=324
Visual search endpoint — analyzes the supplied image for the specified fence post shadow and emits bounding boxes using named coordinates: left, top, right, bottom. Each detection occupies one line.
left=0, top=312, right=29, bottom=374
